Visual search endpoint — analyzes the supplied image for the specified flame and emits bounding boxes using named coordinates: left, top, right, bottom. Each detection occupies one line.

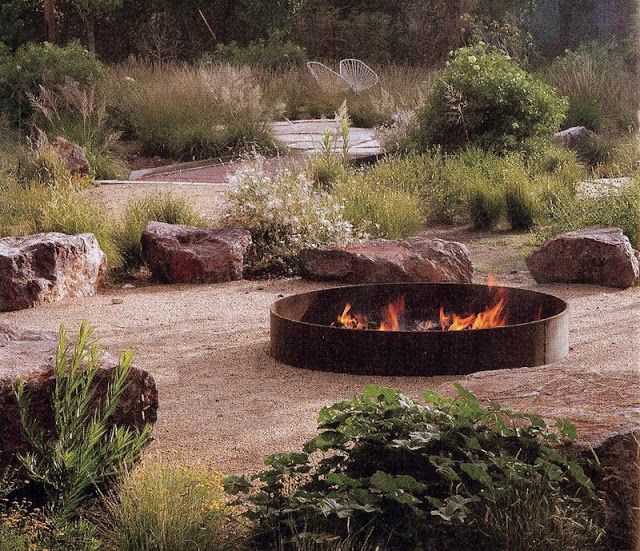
left=334, top=276, right=512, bottom=332
left=336, top=303, right=368, bottom=330
left=379, top=296, right=405, bottom=332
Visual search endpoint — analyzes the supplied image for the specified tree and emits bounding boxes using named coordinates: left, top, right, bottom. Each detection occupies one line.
left=73, top=0, right=123, bottom=53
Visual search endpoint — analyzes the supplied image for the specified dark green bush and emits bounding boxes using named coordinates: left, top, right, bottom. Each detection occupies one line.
left=227, top=386, right=604, bottom=551
left=505, top=181, right=536, bottom=230
left=208, top=37, right=306, bottom=70
left=467, top=183, right=504, bottom=229
left=412, top=45, right=567, bottom=152
left=0, top=42, right=105, bottom=125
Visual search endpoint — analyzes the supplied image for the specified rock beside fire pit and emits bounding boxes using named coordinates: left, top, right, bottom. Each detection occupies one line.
left=0, top=321, right=158, bottom=467
left=526, top=227, right=639, bottom=288
left=0, top=232, right=106, bottom=312
left=142, top=221, right=252, bottom=284
left=437, top=364, right=640, bottom=551
left=299, top=237, right=473, bottom=284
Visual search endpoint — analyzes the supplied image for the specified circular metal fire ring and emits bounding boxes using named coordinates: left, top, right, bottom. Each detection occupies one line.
left=270, top=283, right=569, bottom=376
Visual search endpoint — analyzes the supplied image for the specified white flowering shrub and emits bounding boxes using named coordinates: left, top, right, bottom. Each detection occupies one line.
left=223, top=161, right=356, bottom=277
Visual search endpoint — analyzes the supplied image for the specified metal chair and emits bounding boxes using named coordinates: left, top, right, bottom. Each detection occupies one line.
left=306, top=61, right=350, bottom=92
left=339, top=59, right=379, bottom=93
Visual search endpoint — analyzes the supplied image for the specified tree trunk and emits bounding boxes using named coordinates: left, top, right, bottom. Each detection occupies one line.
left=44, top=0, right=56, bottom=42
left=85, top=11, right=96, bottom=53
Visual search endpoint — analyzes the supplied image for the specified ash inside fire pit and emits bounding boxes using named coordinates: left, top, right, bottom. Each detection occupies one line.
left=270, top=283, right=568, bottom=376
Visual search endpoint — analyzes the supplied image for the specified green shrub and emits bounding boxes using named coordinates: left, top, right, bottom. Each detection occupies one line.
left=16, top=136, right=75, bottom=187
left=98, top=458, right=233, bottom=551
left=208, top=37, right=306, bottom=70
left=0, top=42, right=105, bottom=125
left=223, top=161, right=355, bottom=277
left=227, top=386, right=603, bottom=551
left=413, top=45, right=567, bottom=152
left=121, top=64, right=278, bottom=160
left=15, top=322, right=152, bottom=520
left=543, top=44, right=639, bottom=133
left=534, top=179, right=640, bottom=248
left=112, top=194, right=205, bottom=273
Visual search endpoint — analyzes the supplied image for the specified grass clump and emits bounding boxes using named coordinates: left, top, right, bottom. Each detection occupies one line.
left=223, top=161, right=355, bottom=277
left=98, top=458, right=234, bottom=551
left=112, top=194, right=205, bottom=274
left=543, top=43, right=639, bottom=133
left=119, top=64, right=278, bottom=160
left=227, top=385, right=604, bottom=551
left=534, top=179, right=640, bottom=248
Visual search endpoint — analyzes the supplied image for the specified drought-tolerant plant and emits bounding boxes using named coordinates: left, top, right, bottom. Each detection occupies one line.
left=111, top=193, right=205, bottom=273
left=412, top=45, right=567, bottom=152
left=543, top=43, right=639, bottom=133
left=0, top=41, right=105, bottom=126
left=227, top=386, right=604, bottom=551
left=29, top=80, right=127, bottom=180
left=120, top=64, right=278, bottom=160
left=223, top=160, right=355, bottom=277
left=208, top=37, right=307, bottom=70
left=534, top=179, right=640, bottom=248
left=98, top=457, right=234, bottom=551
left=505, top=181, right=536, bottom=230
left=15, top=322, right=152, bottom=520
left=466, top=182, right=504, bottom=230
left=334, top=175, right=424, bottom=238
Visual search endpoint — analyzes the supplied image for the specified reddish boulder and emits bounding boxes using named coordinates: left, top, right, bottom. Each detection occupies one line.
left=141, top=221, right=252, bottom=284
left=437, top=364, right=640, bottom=551
left=299, top=237, right=473, bottom=284
left=0, top=232, right=106, bottom=312
left=526, top=227, right=639, bottom=288
left=51, top=136, right=90, bottom=176
left=0, top=321, right=158, bottom=467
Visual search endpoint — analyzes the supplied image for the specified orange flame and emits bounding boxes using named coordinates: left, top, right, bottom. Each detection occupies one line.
left=334, top=276, right=510, bottom=332
left=379, top=296, right=405, bottom=332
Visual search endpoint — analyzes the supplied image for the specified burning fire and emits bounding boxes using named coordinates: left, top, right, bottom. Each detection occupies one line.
left=334, top=276, right=509, bottom=332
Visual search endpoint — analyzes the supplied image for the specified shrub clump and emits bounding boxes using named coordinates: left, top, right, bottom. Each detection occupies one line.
left=227, top=386, right=604, bottom=551
left=413, top=45, right=567, bottom=152
left=223, top=161, right=355, bottom=277
left=0, top=41, right=105, bottom=125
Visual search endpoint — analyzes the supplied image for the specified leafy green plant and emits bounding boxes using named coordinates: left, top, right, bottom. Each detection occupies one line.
left=227, top=386, right=603, bottom=551
left=15, top=322, right=152, bottom=520
left=112, top=193, right=205, bottom=273
left=0, top=41, right=105, bottom=126
left=98, top=457, right=234, bottom=551
left=412, top=44, right=567, bottom=152
left=223, top=160, right=355, bottom=277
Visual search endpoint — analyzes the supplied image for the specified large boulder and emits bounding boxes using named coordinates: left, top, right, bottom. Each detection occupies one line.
left=0, top=321, right=158, bottom=467
left=51, top=136, right=90, bottom=176
left=299, top=237, right=473, bottom=284
left=526, top=227, right=639, bottom=288
left=553, top=126, right=596, bottom=150
left=141, top=221, right=252, bottom=284
left=0, top=232, right=106, bottom=312
left=436, top=364, right=640, bottom=551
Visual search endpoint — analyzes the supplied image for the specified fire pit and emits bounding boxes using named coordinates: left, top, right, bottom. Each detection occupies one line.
left=270, top=282, right=568, bottom=376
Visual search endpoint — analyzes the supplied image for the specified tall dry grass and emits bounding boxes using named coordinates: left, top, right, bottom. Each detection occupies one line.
left=111, top=62, right=279, bottom=160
